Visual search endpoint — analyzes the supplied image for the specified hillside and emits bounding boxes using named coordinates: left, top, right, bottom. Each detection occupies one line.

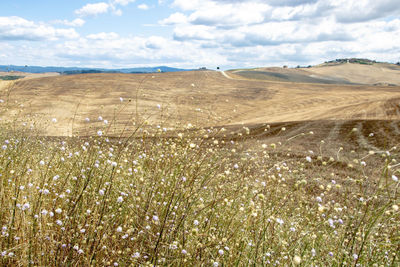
left=1, top=70, right=400, bottom=136
left=232, top=61, right=400, bottom=86
left=0, top=65, right=192, bottom=74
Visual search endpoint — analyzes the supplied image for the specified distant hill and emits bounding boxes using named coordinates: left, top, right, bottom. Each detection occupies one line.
left=0, top=65, right=192, bottom=74
left=231, top=59, right=400, bottom=86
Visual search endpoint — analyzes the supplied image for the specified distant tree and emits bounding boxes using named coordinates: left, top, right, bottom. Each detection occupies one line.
left=217, top=67, right=220, bottom=70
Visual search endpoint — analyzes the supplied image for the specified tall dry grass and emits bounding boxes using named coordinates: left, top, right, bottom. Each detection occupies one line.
left=0, top=93, right=399, bottom=266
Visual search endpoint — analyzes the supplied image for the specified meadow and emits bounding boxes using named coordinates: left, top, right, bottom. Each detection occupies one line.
left=0, top=67, right=399, bottom=266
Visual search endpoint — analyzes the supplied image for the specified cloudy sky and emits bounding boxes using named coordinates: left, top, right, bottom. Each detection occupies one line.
left=1, top=0, right=399, bottom=69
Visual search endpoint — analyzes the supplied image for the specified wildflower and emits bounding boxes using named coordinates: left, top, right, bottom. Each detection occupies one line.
left=98, top=116, right=103, bottom=121
left=132, top=252, right=140, bottom=258
left=276, top=218, right=284, bottom=225
left=117, top=196, right=123, bottom=203
left=213, top=262, right=219, bottom=267
left=393, top=205, right=399, bottom=211
left=218, top=249, right=224, bottom=255
left=43, top=189, right=50, bottom=195
left=22, top=203, right=30, bottom=210
left=104, top=120, right=108, bottom=124
left=392, top=175, right=398, bottom=182
left=55, top=208, right=62, bottom=214
left=116, top=226, right=123, bottom=232
left=293, top=255, right=301, bottom=265
left=41, top=209, right=48, bottom=216
left=193, top=220, right=199, bottom=226
left=1, top=145, right=6, bottom=150
left=153, top=215, right=159, bottom=222
left=233, top=163, right=239, bottom=169
left=306, top=156, right=312, bottom=162
left=353, top=254, right=358, bottom=260
left=85, top=117, right=90, bottom=122
left=189, top=143, right=196, bottom=148
left=99, top=189, right=105, bottom=196
left=157, top=104, right=161, bottom=109
left=56, top=220, right=63, bottom=226
left=120, top=97, right=124, bottom=102
left=52, top=118, right=57, bottom=123
left=182, top=176, right=187, bottom=182
left=181, top=249, right=187, bottom=255
left=97, top=130, right=103, bottom=136
left=39, top=160, right=45, bottom=166
left=80, top=228, right=86, bottom=233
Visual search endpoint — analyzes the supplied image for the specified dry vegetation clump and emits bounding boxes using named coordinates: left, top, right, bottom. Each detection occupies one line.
left=0, top=99, right=399, bottom=266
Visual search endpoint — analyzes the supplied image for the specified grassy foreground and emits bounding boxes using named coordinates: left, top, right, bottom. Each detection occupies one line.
left=0, top=116, right=399, bottom=266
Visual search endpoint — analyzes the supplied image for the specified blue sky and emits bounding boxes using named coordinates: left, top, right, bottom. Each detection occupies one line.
left=0, top=0, right=399, bottom=69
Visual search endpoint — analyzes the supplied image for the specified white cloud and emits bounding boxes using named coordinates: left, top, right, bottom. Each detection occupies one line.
left=75, top=2, right=110, bottom=17
left=159, top=13, right=188, bottom=25
left=0, top=16, right=79, bottom=41
left=75, top=1, right=137, bottom=17
left=3, top=0, right=400, bottom=69
left=138, top=4, right=150, bottom=10
left=113, top=0, right=136, bottom=6
left=53, top=18, right=86, bottom=27
left=87, top=32, right=120, bottom=40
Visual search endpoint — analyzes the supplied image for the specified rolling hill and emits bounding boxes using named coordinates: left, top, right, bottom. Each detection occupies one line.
left=231, top=61, right=400, bottom=86
left=1, top=65, right=399, bottom=139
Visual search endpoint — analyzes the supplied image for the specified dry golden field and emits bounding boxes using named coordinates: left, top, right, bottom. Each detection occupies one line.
left=0, top=63, right=399, bottom=266
left=1, top=63, right=400, bottom=137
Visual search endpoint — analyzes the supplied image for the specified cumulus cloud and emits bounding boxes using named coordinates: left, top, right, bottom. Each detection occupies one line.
left=75, top=2, right=110, bottom=17
left=75, top=0, right=137, bottom=17
left=159, top=13, right=188, bottom=25
left=56, top=34, right=226, bottom=68
left=158, top=0, right=400, bottom=67
left=53, top=18, right=86, bottom=27
left=138, top=4, right=150, bottom=10
left=87, top=32, right=120, bottom=40
left=113, top=0, right=136, bottom=6
left=3, top=0, right=400, bottom=69
left=0, top=16, right=79, bottom=41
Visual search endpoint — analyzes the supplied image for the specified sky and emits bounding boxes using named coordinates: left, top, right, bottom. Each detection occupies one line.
left=0, top=0, right=399, bottom=70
